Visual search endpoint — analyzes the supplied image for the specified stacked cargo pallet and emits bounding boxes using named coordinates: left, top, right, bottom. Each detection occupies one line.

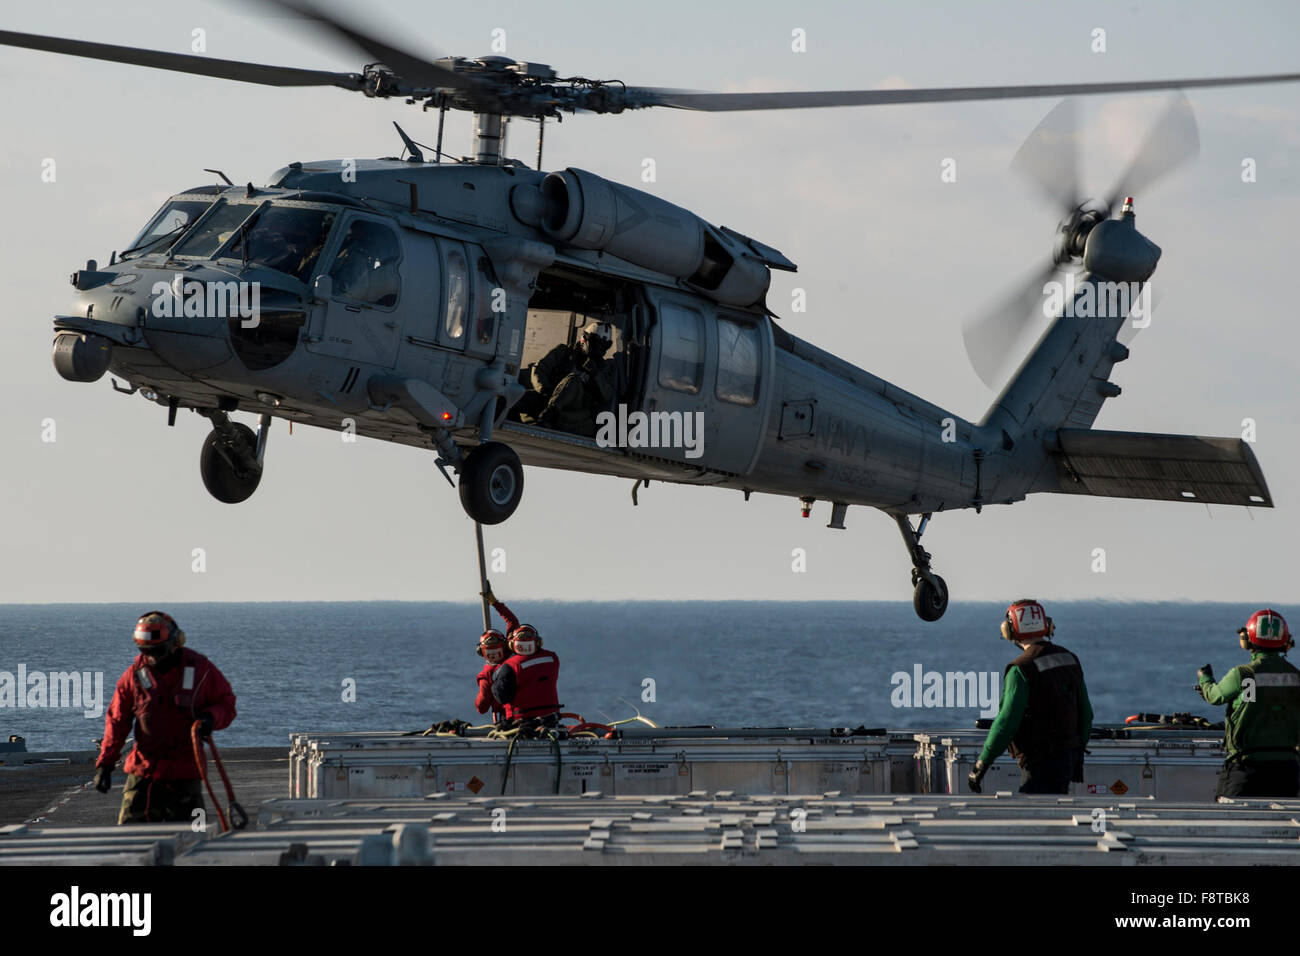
left=289, top=727, right=1228, bottom=801
left=185, top=793, right=1300, bottom=865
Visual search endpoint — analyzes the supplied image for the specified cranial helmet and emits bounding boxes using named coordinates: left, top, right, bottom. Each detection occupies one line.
left=510, top=624, right=541, bottom=656
left=477, top=629, right=508, bottom=664
left=1241, top=609, right=1292, bottom=651
left=133, top=611, right=185, bottom=655
left=580, top=321, right=613, bottom=357
left=1000, top=599, right=1054, bottom=642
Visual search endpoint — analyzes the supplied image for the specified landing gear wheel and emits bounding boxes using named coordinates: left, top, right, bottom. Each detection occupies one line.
left=913, top=574, right=949, bottom=622
left=458, top=441, right=524, bottom=525
left=200, top=423, right=262, bottom=504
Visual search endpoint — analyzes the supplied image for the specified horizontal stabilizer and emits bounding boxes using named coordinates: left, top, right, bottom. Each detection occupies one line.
left=1049, top=429, right=1272, bottom=507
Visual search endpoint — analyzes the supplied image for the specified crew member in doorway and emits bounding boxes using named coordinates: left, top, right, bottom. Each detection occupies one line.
left=1198, top=609, right=1300, bottom=798
left=538, top=321, right=615, bottom=437
left=474, top=629, right=509, bottom=720
left=969, top=600, right=1093, bottom=795
left=517, top=321, right=615, bottom=434
left=93, top=611, right=237, bottom=824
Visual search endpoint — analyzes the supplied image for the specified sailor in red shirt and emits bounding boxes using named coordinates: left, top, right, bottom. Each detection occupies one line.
left=92, top=611, right=237, bottom=824
left=484, top=587, right=560, bottom=725
left=474, top=629, right=508, bottom=719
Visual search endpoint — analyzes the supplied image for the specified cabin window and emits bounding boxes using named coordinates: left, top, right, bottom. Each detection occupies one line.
left=327, top=220, right=401, bottom=306
left=716, top=317, right=761, bottom=406
left=657, top=303, right=704, bottom=393
left=444, top=246, right=469, bottom=341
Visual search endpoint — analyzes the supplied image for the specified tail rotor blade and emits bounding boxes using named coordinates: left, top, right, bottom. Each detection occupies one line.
left=1104, top=92, right=1199, bottom=211
left=1010, top=98, right=1081, bottom=215
left=961, top=261, right=1064, bottom=388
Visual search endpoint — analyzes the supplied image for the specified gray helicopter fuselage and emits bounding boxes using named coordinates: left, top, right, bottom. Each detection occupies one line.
left=52, top=157, right=1156, bottom=524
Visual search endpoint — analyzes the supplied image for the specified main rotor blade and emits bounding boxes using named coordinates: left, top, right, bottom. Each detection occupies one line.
left=1010, top=98, right=1080, bottom=216
left=631, top=71, right=1300, bottom=112
left=0, top=29, right=362, bottom=89
left=961, top=261, right=1064, bottom=389
left=256, top=0, right=483, bottom=93
left=1104, top=92, right=1199, bottom=212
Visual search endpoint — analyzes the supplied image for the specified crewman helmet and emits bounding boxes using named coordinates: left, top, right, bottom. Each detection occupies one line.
left=510, top=624, right=541, bottom=656
left=580, top=322, right=613, bottom=357
left=477, top=629, right=508, bottom=663
left=1000, top=599, right=1054, bottom=642
left=133, top=611, right=185, bottom=655
left=1242, top=609, right=1292, bottom=650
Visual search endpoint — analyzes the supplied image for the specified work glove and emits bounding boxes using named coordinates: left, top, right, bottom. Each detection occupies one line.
left=482, top=582, right=496, bottom=605
left=1196, top=663, right=1214, bottom=698
left=92, top=767, right=112, bottom=793
left=967, top=760, right=987, bottom=794
left=197, top=713, right=214, bottom=737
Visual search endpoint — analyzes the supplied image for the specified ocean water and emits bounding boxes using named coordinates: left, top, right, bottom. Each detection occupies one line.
left=0, top=601, right=1279, bottom=752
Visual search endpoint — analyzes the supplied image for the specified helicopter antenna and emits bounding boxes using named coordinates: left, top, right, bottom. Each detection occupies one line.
left=391, top=121, right=424, bottom=163
left=203, top=168, right=233, bottom=186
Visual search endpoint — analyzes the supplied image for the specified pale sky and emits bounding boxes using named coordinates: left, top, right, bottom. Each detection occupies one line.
left=0, top=0, right=1296, bottom=604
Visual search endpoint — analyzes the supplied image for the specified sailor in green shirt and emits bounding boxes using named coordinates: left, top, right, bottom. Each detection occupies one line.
left=969, top=599, right=1093, bottom=795
left=1198, top=608, right=1300, bottom=799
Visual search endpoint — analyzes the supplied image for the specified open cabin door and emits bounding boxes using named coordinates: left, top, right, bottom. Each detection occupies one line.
left=639, top=289, right=772, bottom=476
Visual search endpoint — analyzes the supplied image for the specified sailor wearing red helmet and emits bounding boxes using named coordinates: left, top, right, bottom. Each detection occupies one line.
left=481, top=584, right=560, bottom=725
left=474, top=629, right=509, bottom=719
left=1198, top=608, right=1300, bottom=798
left=93, top=611, right=237, bottom=824
left=969, top=599, right=1093, bottom=795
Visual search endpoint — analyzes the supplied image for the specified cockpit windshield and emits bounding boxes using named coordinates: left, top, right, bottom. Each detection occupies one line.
left=120, top=199, right=214, bottom=260
left=171, top=201, right=336, bottom=283
left=172, top=202, right=258, bottom=259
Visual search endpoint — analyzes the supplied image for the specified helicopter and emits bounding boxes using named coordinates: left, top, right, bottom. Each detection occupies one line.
left=5, top=1, right=1292, bottom=621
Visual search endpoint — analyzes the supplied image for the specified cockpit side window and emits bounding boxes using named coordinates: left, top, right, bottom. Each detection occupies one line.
left=328, top=220, right=402, bottom=307
left=228, top=206, right=337, bottom=283
left=121, top=199, right=214, bottom=260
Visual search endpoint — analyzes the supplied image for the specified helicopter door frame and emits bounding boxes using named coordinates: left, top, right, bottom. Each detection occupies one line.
left=306, top=211, right=404, bottom=369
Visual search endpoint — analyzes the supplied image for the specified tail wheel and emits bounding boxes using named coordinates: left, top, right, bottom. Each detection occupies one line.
left=200, top=423, right=262, bottom=504
left=458, top=441, right=524, bottom=525
left=913, top=574, right=949, bottom=622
